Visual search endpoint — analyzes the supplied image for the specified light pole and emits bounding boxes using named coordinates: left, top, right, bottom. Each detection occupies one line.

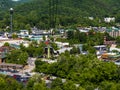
left=10, top=8, right=14, bottom=34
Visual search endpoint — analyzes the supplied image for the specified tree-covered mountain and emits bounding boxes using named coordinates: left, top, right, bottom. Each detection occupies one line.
left=13, top=0, right=120, bottom=17
left=0, top=0, right=14, bottom=10
left=0, top=0, right=31, bottom=10
left=0, top=0, right=120, bottom=30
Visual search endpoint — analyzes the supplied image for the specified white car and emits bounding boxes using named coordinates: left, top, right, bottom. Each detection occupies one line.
left=114, top=60, right=120, bottom=66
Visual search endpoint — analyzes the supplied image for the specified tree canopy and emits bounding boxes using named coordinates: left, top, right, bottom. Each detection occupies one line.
left=0, top=0, right=120, bottom=30
left=35, top=53, right=120, bottom=89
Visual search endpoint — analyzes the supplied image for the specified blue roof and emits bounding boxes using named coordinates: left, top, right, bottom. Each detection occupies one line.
left=10, top=44, right=20, bottom=49
left=106, top=28, right=120, bottom=32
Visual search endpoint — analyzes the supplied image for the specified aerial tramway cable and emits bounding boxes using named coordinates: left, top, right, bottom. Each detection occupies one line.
left=49, top=0, right=59, bottom=29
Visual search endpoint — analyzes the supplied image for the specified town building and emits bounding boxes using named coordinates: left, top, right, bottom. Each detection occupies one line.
left=106, top=27, right=120, bottom=37
left=0, top=63, right=23, bottom=71
left=20, top=30, right=29, bottom=35
left=18, top=30, right=29, bottom=38
left=104, top=36, right=116, bottom=45
left=104, top=17, right=115, bottom=23
left=94, top=45, right=107, bottom=56
left=0, top=46, right=9, bottom=63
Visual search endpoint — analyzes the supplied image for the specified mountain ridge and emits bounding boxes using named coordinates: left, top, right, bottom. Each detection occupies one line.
left=0, top=0, right=120, bottom=30
left=14, top=0, right=120, bottom=17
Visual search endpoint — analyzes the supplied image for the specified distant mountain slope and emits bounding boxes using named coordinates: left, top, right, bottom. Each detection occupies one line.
left=0, top=0, right=14, bottom=9
left=0, top=0, right=119, bottom=17
left=14, top=0, right=120, bottom=17
left=0, top=0, right=120, bottom=30
left=0, top=0, right=31, bottom=10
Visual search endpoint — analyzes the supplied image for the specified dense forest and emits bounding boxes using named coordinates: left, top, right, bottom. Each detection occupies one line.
left=0, top=0, right=30, bottom=9
left=35, top=54, right=120, bottom=90
left=0, top=0, right=120, bottom=30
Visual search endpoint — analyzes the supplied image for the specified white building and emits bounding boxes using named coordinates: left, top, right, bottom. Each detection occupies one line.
left=94, top=45, right=107, bottom=55
left=55, top=42, right=69, bottom=48
left=0, top=39, right=30, bottom=47
left=88, top=17, right=94, bottom=20
left=104, top=17, right=115, bottom=23
left=20, top=30, right=29, bottom=35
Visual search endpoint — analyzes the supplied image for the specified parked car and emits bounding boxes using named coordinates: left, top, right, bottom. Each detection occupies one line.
left=13, top=74, right=21, bottom=82
left=114, top=60, right=120, bottom=66
left=20, top=76, right=30, bottom=83
left=25, top=72, right=31, bottom=76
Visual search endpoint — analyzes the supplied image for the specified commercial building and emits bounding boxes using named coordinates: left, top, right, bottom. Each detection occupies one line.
left=106, top=27, right=120, bottom=37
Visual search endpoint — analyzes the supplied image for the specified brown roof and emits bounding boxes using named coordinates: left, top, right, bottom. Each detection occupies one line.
left=0, top=47, right=8, bottom=52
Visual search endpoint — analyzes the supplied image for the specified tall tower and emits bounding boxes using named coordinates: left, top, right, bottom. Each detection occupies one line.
left=10, top=8, right=14, bottom=34
left=49, top=0, right=59, bottom=29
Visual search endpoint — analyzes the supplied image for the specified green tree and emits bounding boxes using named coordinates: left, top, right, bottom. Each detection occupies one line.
left=70, top=46, right=79, bottom=54
left=25, top=24, right=31, bottom=33
left=18, top=52, right=28, bottom=65
left=0, top=75, right=23, bottom=90
left=51, top=78, right=63, bottom=89
left=4, top=42, right=10, bottom=47
left=63, top=81, right=77, bottom=90
left=6, top=49, right=28, bottom=65
left=43, top=35, right=46, bottom=41
left=99, top=81, right=117, bottom=90
left=12, top=33, right=18, bottom=39
left=35, top=54, right=120, bottom=89
left=27, top=74, right=47, bottom=90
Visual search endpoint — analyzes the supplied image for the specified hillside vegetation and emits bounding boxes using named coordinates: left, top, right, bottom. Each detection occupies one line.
left=0, top=0, right=120, bottom=30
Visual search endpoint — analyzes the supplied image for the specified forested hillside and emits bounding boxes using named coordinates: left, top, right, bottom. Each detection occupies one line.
left=0, top=0, right=120, bottom=30
left=14, top=0, right=120, bottom=17
left=0, top=0, right=14, bottom=10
